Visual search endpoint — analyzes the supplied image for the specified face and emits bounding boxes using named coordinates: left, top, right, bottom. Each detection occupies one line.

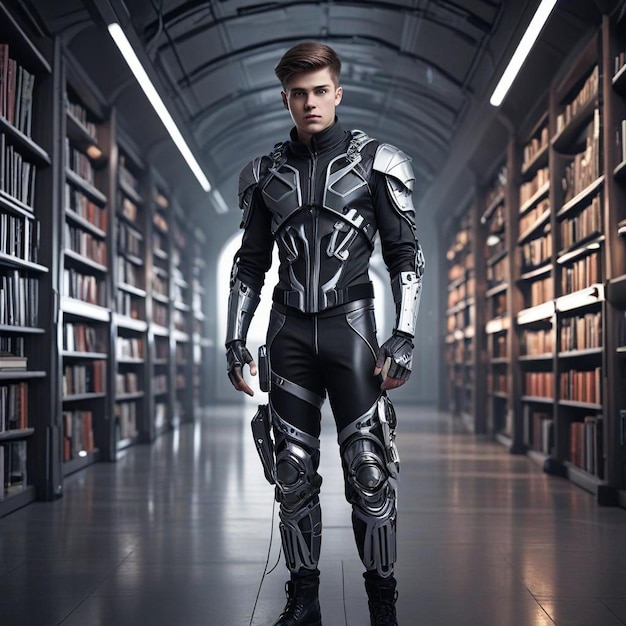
left=282, top=67, right=343, bottom=145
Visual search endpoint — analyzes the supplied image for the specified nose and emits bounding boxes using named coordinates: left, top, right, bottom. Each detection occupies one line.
left=304, top=93, right=316, bottom=109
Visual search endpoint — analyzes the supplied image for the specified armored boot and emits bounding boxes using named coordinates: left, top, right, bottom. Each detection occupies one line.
left=272, top=575, right=322, bottom=626
left=364, top=572, right=398, bottom=626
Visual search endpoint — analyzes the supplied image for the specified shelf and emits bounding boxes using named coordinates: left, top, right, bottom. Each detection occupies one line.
left=0, top=324, right=44, bottom=334
left=519, top=181, right=550, bottom=216
left=521, top=143, right=549, bottom=178
left=527, top=448, right=550, bottom=469
left=63, top=450, right=100, bottom=477
left=116, top=210, right=144, bottom=234
left=118, top=177, right=143, bottom=205
left=519, top=353, right=553, bottom=362
left=0, top=252, right=48, bottom=273
left=486, top=248, right=507, bottom=267
left=0, top=485, right=36, bottom=518
left=115, top=391, right=144, bottom=401
left=63, top=392, right=107, bottom=402
left=495, top=431, right=512, bottom=449
left=615, top=160, right=626, bottom=181
left=0, top=115, right=52, bottom=164
left=174, top=301, right=190, bottom=312
left=65, top=168, right=107, bottom=206
left=153, top=247, right=168, bottom=260
left=517, top=301, right=555, bottom=325
left=61, top=297, right=110, bottom=322
left=489, top=391, right=508, bottom=399
left=480, top=191, right=505, bottom=224
left=551, top=97, right=597, bottom=154
left=521, top=395, right=553, bottom=404
left=559, top=400, right=602, bottom=411
left=0, top=3, right=51, bottom=73
left=612, top=62, right=626, bottom=95
left=65, top=208, right=106, bottom=238
left=114, top=314, right=147, bottom=333
left=0, top=370, right=45, bottom=381
left=556, top=234, right=604, bottom=265
left=152, top=324, right=169, bottom=337
left=152, top=292, right=169, bottom=305
left=519, top=262, right=551, bottom=282
left=64, top=249, right=107, bottom=273
left=66, top=111, right=103, bottom=160
left=564, top=461, right=605, bottom=496
left=486, top=317, right=509, bottom=334
left=556, top=176, right=604, bottom=219
left=518, top=209, right=550, bottom=244
left=62, top=351, right=107, bottom=360
left=173, top=330, right=190, bottom=343
left=118, top=251, right=144, bottom=267
left=556, top=284, right=604, bottom=312
left=0, top=189, right=35, bottom=218
left=118, top=282, right=147, bottom=298
left=117, top=357, right=144, bottom=365
left=117, top=434, right=140, bottom=452
left=486, top=282, right=507, bottom=298
left=0, top=428, right=34, bottom=442
left=557, top=347, right=602, bottom=359
left=607, top=275, right=626, bottom=306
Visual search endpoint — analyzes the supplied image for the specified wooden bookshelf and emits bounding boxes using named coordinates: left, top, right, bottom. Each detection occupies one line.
left=191, top=229, right=209, bottom=410
left=0, top=1, right=55, bottom=513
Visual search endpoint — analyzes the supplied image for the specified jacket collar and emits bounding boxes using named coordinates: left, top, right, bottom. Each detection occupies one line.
left=288, top=118, right=349, bottom=155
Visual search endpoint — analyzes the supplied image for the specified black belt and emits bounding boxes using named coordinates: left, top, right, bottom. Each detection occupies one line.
left=273, top=282, right=374, bottom=311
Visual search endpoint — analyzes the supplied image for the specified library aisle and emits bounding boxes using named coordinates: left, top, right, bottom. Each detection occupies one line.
left=0, top=405, right=625, bottom=626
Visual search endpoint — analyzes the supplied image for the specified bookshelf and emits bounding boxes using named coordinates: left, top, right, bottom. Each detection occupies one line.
left=0, top=1, right=53, bottom=513
left=191, top=229, right=209, bottom=410
left=443, top=203, right=486, bottom=433
left=148, top=176, right=172, bottom=438
left=171, top=202, right=192, bottom=424
left=112, top=132, right=148, bottom=451
left=481, top=159, right=512, bottom=443
left=60, top=52, right=113, bottom=471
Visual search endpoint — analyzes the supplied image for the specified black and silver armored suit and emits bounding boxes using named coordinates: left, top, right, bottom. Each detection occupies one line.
left=226, top=119, right=424, bottom=579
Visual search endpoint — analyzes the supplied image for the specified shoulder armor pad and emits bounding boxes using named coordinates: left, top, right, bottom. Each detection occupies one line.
left=238, top=155, right=270, bottom=227
left=373, top=144, right=415, bottom=192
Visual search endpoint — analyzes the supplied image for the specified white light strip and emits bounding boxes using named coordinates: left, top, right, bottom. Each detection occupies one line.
left=107, top=23, right=211, bottom=192
left=490, top=0, right=558, bottom=107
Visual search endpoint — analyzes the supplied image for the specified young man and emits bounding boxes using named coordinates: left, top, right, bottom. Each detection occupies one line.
left=225, top=41, right=424, bottom=626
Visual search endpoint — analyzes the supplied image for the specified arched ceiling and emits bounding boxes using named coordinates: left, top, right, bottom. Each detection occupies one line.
left=21, top=0, right=612, bottom=227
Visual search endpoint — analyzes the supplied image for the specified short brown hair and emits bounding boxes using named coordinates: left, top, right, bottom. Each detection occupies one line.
left=275, top=42, right=341, bottom=87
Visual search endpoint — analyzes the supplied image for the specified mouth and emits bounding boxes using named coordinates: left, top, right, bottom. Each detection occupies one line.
left=304, top=115, right=321, bottom=121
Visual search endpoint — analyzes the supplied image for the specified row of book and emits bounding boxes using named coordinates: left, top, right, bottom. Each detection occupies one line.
left=560, top=113, right=601, bottom=203
left=65, top=97, right=98, bottom=141
left=0, top=44, right=35, bottom=137
left=62, top=410, right=94, bottom=461
left=65, top=222, right=107, bottom=265
left=524, top=371, right=554, bottom=398
left=116, top=336, right=143, bottom=359
left=65, top=139, right=96, bottom=185
left=0, top=134, right=37, bottom=208
left=559, top=194, right=602, bottom=251
left=560, top=311, right=602, bottom=352
left=520, top=328, right=551, bottom=356
left=65, top=183, right=107, bottom=231
left=116, top=291, right=143, bottom=320
left=0, top=210, right=40, bottom=263
left=523, top=406, right=553, bottom=455
left=555, top=66, right=599, bottom=134
left=1, top=440, right=27, bottom=496
left=115, top=371, right=140, bottom=395
left=615, top=119, right=626, bottom=165
left=521, top=126, right=549, bottom=171
left=63, top=322, right=103, bottom=353
left=487, top=256, right=507, bottom=286
left=519, top=198, right=550, bottom=237
left=487, top=372, right=507, bottom=394
left=152, top=301, right=168, bottom=327
left=560, top=367, right=602, bottom=404
left=62, top=361, right=106, bottom=396
left=115, top=401, right=138, bottom=440
left=63, top=268, right=106, bottom=306
left=118, top=157, right=140, bottom=196
left=153, top=373, right=168, bottom=394
left=528, top=276, right=554, bottom=308
left=117, top=256, right=141, bottom=288
left=0, top=335, right=24, bottom=356
left=570, top=415, right=603, bottom=477
left=520, top=231, right=552, bottom=271
left=117, top=221, right=142, bottom=257
left=560, top=250, right=601, bottom=294
left=520, top=166, right=549, bottom=207
left=0, top=271, right=38, bottom=326
left=0, top=381, right=27, bottom=432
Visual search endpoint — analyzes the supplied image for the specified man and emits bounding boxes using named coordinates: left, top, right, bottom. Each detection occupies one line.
left=225, top=41, right=424, bottom=626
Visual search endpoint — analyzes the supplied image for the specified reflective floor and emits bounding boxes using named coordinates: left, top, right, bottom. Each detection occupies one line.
left=1, top=405, right=626, bottom=625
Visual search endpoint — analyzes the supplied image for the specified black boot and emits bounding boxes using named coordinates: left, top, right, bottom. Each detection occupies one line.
left=364, top=573, right=398, bottom=626
left=272, top=575, right=322, bottom=626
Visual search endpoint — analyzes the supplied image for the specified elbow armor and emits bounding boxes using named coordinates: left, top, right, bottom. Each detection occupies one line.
left=225, top=275, right=260, bottom=345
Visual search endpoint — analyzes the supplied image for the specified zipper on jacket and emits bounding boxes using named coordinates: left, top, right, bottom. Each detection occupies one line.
left=308, top=149, right=319, bottom=312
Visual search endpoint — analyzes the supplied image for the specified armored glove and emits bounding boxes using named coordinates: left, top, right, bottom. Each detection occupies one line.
left=374, top=331, right=414, bottom=389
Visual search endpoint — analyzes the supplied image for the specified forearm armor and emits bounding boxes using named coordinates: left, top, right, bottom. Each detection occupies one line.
left=225, top=276, right=261, bottom=345
left=391, top=244, right=425, bottom=337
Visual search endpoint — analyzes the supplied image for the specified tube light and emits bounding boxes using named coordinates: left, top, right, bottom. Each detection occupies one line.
left=489, top=0, right=558, bottom=107
left=107, top=23, right=211, bottom=192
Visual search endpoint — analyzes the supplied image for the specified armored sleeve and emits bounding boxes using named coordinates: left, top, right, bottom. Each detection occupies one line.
left=371, top=144, right=425, bottom=336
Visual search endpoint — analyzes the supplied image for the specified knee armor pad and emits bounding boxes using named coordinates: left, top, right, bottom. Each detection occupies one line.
left=339, top=400, right=398, bottom=577
left=273, top=410, right=323, bottom=573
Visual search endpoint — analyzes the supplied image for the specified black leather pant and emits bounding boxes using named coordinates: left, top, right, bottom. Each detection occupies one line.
left=267, top=298, right=398, bottom=578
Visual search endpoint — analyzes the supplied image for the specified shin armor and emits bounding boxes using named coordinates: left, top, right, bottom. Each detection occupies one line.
left=272, top=409, right=323, bottom=574
left=339, top=397, right=399, bottom=578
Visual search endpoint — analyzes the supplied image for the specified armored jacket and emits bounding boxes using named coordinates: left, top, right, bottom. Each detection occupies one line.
left=233, top=120, right=423, bottom=318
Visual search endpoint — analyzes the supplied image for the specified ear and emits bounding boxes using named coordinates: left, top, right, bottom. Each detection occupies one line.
left=334, top=86, right=343, bottom=105
left=281, top=91, right=289, bottom=110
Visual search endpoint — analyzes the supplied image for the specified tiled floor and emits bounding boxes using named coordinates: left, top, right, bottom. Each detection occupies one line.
left=1, top=404, right=626, bottom=625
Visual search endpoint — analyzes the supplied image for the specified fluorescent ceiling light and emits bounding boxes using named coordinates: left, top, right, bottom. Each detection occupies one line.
left=107, top=23, right=211, bottom=192
left=490, top=0, right=557, bottom=107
